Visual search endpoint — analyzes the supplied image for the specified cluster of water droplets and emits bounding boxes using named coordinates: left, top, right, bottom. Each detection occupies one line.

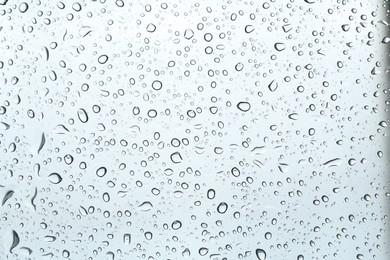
left=0, top=0, right=389, bottom=259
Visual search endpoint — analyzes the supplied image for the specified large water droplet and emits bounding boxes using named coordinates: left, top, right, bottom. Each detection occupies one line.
left=96, top=167, right=107, bottom=177
left=255, top=249, right=266, bottom=260
left=217, top=202, right=228, bottom=214
left=268, top=80, right=278, bottom=92
left=48, top=173, right=62, bottom=184
left=237, top=102, right=251, bottom=112
left=274, top=42, right=286, bottom=51
left=77, top=108, right=89, bottom=123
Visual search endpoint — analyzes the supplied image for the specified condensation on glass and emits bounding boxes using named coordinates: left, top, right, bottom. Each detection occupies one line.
left=0, top=0, right=389, bottom=259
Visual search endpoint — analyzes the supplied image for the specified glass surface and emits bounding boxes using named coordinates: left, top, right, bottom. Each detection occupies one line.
left=0, top=0, right=389, bottom=259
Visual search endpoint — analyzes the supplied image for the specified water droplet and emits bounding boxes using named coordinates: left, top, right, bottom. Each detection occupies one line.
left=348, top=158, right=356, bottom=166
left=96, top=167, right=107, bottom=177
left=146, top=23, right=156, bottom=32
left=231, top=167, right=241, bottom=177
left=123, top=234, right=131, bottom=244
left=274, top=42, right=286, bottom=51
left=98, top=54, right=108, bottom=64
left=0, top=122, right=10, bottom=130
left=217, top=202, right=228, bottom=214
left=198, top=247, right=209, bottom=256
left=103, top=192, right=110, bottom=202
left=382, top=36, right=390, bottom=44
left=10, top=230, right=20, bottom=253
left=2, top=190, right=14, bottom=206
left=288, top=113, right=299, bottom=120
left=170, top=152, right=183, bottom=163
left=138, top=201, right=153, bottom=212
left=19, top=2, right=28, bottom=13
left=245, top=25, right=255, bottom=33
left=235, top=62, right=244, bottom=71
left=237, top=102, right=251, bottom=112
left=77, top=108, right=89, bottom=123
left=268, top=80, right=278, bottom=92
left=62, top=250, right=70, bottom=258
left=152, top=80, right=162, bottom=90
left=323, top=158, right=342, bottom=167
left=171, top=220, right=182, bottom=230
left=48, top=173, right=62, bottom=184
left=184, top=29, right=194, bottom=40
left=341, top=24, right=350, bottom=32
left=255, top=249, right=266, bottom=260
left=37, top=133, right=46, bottom=154
left=207, top=189, right=215, bottom=199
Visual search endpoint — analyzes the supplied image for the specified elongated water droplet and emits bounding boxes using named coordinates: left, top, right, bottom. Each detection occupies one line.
left=34, top=163, right=41, bottom=177
left=2, top=190, right=14, bottom=206
left=31, top=187, right=37, bottom=211
left=323, top=158, right=342, bottom=167
left=207, top=189, right=215, bottom=199
left=288, top=113, right=299, bottom=120
left=138, top=201, right=153, bottom=211
left=10, top=230, right=20, bottom=253
left=123, top=233, right=131, bottom=244
left=0, top=122, right=10, bottom=130
left=53, top=124, right=69, bottom=134
left=231, top=167, right=241, bottom=177
left=37, top=133, right=46, bottom=154
left=77, top=108, right=88, bottom=123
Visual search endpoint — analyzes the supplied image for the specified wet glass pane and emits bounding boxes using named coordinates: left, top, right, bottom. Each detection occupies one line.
left=0, top=0, right=389, bottom=259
